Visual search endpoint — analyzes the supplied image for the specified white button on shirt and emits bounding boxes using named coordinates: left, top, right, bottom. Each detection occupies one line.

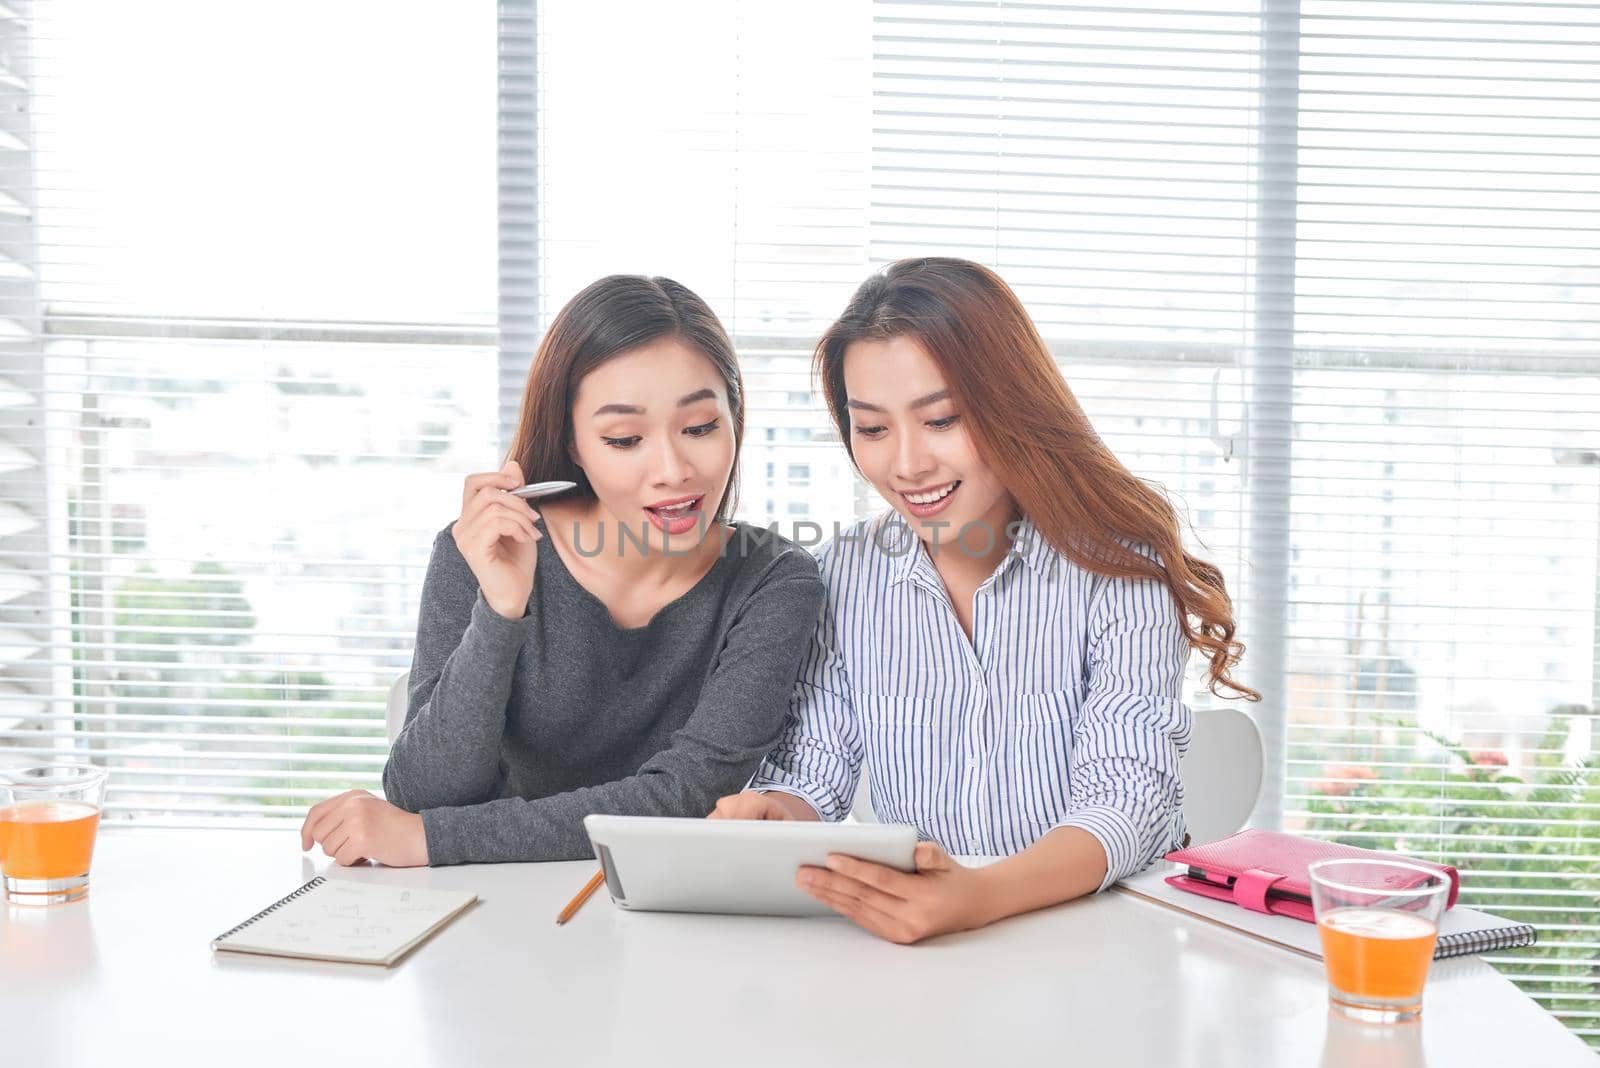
left=750, top=514, right=1193, bottom=890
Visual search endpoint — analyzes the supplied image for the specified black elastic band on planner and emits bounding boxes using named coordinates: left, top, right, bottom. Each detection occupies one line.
left=212, top=876, right=326, bottom=944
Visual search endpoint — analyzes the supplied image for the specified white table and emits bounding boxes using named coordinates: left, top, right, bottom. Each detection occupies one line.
left=2, top=829, right=1593, bottom=1067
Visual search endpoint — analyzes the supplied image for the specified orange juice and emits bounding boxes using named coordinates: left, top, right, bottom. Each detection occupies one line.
left=0, top=801, right=102, bottom=880
left=1318, top=907, right=1438, bottom=1001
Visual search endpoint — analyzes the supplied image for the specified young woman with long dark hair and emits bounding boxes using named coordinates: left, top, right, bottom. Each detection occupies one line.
left=712, top=257, right=1256, bottom=942
left=302, top=275, right=823, bottom=866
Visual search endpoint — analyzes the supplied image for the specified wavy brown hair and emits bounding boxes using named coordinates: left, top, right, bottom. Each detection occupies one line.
left=817, top=257, right=1257, bottom=701
left=504, top=274, right=745, bottom=523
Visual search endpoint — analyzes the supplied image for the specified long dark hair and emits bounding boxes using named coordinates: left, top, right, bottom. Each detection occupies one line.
left=506, top=275, right=745, bottom=523
left=817, top=257, right=1256, bottom=701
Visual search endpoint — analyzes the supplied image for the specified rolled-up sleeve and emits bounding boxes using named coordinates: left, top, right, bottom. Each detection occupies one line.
left=1056, top=568, right=1193, bottom=891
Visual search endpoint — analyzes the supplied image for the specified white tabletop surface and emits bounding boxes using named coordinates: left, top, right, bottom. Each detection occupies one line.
left=2, top=828, right=1593, bottom=1068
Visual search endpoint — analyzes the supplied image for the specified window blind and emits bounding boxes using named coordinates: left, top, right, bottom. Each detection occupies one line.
left=530, top=0, right=878, bottom=526
left=0, top=0, right=499, bottom=825
left=1281, top=1, right=1599, bottom=1043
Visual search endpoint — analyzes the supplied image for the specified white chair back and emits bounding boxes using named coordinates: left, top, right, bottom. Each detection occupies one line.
left=1180, top=705, right=1264, bottom=845
left=385, top=672, right=409, bottom=744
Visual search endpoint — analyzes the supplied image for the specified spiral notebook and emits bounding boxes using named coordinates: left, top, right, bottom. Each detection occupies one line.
left=1115, top=864, right=1536, bottom=961
left=210, top=876, right=478, bottom=966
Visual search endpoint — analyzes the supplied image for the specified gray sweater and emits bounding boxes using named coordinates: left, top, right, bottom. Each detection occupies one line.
left=382, top=518, right=825, bottom=865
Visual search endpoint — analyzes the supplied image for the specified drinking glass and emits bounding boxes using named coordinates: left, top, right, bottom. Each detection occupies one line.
left=1309, top=858, right=1450, bottom=1024
left=0, top=764, right=108, bottom=904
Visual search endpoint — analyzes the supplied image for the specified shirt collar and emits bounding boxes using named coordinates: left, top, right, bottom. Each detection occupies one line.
left=1008, top=514, right=1056, bottom=578
left=882, top=514, right=926, bottom=587
left=882, top=512, right=1054, bottom=586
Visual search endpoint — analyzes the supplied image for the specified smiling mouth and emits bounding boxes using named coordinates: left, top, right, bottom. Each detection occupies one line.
left=897, top=480, right=962, bottom=518
left=901, top=481, right=960, bottom=504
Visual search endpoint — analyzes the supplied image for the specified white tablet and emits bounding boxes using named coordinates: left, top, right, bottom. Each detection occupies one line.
left=582, top=814, right=919, bottom=917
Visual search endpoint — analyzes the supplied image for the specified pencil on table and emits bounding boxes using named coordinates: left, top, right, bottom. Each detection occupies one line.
left=556, top=868, right=606, bottom=925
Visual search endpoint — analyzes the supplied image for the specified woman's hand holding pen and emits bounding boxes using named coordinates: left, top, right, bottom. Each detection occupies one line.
left=796, top=842, right=996, bottom=945
left=455, top=460, right=543, bottom=620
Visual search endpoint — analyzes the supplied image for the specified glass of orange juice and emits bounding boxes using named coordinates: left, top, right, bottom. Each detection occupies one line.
left=1309, top=858, right=1450, bottom=1024
left=0, top=764, right=108, bottom=905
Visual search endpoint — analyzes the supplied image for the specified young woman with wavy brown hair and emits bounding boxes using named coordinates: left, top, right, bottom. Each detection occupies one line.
left=713, top=257, right=1256, bottom=943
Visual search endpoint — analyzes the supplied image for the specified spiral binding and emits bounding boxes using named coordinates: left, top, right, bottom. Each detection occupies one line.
left=1436, top=922, right=1537, bottom=958
left=211, top=876, right=327, bottom=944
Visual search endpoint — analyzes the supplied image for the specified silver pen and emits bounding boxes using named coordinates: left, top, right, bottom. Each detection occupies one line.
left=508, top=480, right=578, bottom=500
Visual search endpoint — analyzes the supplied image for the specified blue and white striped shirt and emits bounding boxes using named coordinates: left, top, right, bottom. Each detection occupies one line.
left=750, top=514, right=1192, bottom=890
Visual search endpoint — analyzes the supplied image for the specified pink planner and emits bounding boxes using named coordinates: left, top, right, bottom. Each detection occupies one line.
left=1164, top=829, right=1460, bottom=923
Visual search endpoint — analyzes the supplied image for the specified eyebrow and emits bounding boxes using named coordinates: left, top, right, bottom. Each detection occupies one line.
left=592, top=388, right=719, bottom=417
left=846, top=389, right=950, bottom=414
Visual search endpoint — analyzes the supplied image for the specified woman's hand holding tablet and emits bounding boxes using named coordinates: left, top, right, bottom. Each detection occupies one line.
left=706, top=791, right=997, bottom=943
left=795, top=841, right=999, bottom=945
left=581, top=815, right=916, bottom=919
